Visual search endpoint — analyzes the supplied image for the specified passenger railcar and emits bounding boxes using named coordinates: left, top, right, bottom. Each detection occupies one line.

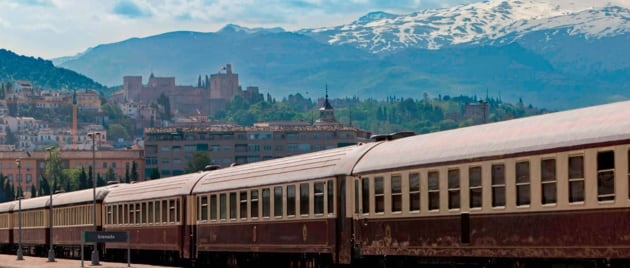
left=191, top=144, right=379, bottom=267
left=0, top=202, right=15, bottom=252
left=51, top=185, right=122, bottom=257
left=349, top=100, right=630, bottom=267
left=102, top=172, right=207, bottom=266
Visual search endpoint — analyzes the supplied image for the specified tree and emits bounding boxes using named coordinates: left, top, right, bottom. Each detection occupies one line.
left=30, top=184, right=36, bottom=198
left=79, top=167, right=88, bottom=190
left=45, top=149, right=63, bottom=192
left=108, top=123, right=130, bottom=142
left=186, top=152, right=211, bottom=173
left=130, top=161, right=139, bottom=182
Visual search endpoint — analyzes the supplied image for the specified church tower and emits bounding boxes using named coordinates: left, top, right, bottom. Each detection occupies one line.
left=315, top=84, right=339, bottom=125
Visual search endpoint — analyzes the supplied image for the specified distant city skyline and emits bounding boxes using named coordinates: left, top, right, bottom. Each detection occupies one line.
left=0, top=0, right=482, bottom=59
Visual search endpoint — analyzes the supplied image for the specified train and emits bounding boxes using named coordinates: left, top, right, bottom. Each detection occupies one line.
left=1, top=100, right=630, bottom=267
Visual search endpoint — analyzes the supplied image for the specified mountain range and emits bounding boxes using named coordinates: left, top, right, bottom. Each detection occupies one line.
left=42, top=0, right=630, bottom=109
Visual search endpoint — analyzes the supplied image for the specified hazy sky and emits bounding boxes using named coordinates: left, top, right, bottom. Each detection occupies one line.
left=0, top=0, right=482, bottom=59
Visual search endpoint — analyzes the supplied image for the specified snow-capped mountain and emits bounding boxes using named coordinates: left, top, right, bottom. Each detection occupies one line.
left=299, top=0, right=630, bottom=54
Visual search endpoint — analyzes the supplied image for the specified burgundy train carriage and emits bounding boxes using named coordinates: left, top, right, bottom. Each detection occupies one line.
left=191, top=143, right=379, bottom=267
left=102, top=172, right=208, bottom=266
left=0, top=201, right=16, bottom=251
left=13, top=195, right=51, bottom=255
left=50, top=184, right=123, bottom=257
left=349, top=100, right=630, bottom=267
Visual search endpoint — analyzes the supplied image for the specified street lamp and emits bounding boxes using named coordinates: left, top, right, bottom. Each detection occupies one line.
left=88, top=132, right=101, bottom=265
left=46, top=146, right=56, bottom=262
left=15, top=158, right=23, bottom=261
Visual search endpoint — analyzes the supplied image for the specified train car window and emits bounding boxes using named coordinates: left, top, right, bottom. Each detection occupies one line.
left=300, top=183, right=310, bottom=216
left=492, top=164, right=506, bottom=207
left=118, top=204, right=123, bottom=225
left=124, top=204, right=130, bottom=224
left=210, top=195, right=217, bottom=220
left=140, top=202, right=147, bottom=223
left=220, top=193, right=227, bottom=220
left=162, top=200, right=168, bottom=223
left=107, top=206, right=112, bottom=225
left=154, top=201, right=160, bottom=224
left=409, top=173, right=420, bottom=212
left=262, top=188, right=271, bottom=217
left=327, top=180, right=334, bottom=215
left=239, top=191, right=248, bottom=219
left=129, top=204, right=135, bottom=224
left=250, top=190, right=259, bottom=219
left=515, top=161, right=531, bottom=206
left=171, top=199, right=178, bottom=223
left=428, top=171, right=440, bottom=211
left=568, top=155, right=585, bottom=203
left=354, top=180, right=360, bottom=214
left=469, top=167, right=482, bottom=208
left=134, top=203, right=140, bottom=224
left=137, top=203, right=143, bottom=224
left=391, top=175, right=402, bottom=212
left=200, top=196, right=208, bottom=221
left=230, top=192, right=237, bottom=220
left=448, top=169, right=460, bottom=209
left=287, top=185, right=296, bottom=217
left=541, top=159, right=557, bottom=204
left=148, top=202, right=154, bottom=224
left=274, top=186, right=283, bottom=217
left=314, top=182, right=325, bottom=215
left=361, top=178, right=370, bottom=214
left=113, top=205, right=118, bottom=225
left=374, top=177, right=384, bottom=213
left=597, top=151, right=615, bottom=201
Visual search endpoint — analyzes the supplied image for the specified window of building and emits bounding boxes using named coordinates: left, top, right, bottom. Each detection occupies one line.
left=469, top=166, right=482, bottom=208
left=250, top=190, right=258, bottom=218
left=448, top=169, right=460, bottom=209
left=391, top=175, right=402, bottom=212
left=428, top=171, right=440, bottom=210
left=374, top=177, right=384, bottom=213
left=568, top=155, right=585, bottom=203
left=314, top=182, right=324, bottom=214
left=597, top=151, right=615, bottom=201
left=541, top=158, right=557, bottom=204
left=515, top=161, right=530, bottom=206
left=287, top=185, right=296, bottom=216
left=492, top=164, right=505, bottom=207
left=262, top=188, right=271, bottom=217
left=274, top=186, right=283, bottom=217
left=300, top=183, right=309, bottom=216
left=409, top=173, right=420, bottom=212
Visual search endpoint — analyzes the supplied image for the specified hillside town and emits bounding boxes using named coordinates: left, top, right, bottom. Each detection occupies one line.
left=0, top=64, right=375, bottom=199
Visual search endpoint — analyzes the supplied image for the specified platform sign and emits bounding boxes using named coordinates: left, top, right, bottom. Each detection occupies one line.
left=81, top=231, right=131, bottom=267
left=83, top=231, right=129, bottom=243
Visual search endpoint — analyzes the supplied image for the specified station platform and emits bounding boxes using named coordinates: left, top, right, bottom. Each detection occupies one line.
left=0, top=254, right=177, bottom=268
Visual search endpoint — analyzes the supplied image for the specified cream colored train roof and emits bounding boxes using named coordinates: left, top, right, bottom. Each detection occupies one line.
left=192, top=142, right=379, bottom=194
left=104, top=172, right=208, bottom=203
left=352, top=100, right=630, bottom=174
